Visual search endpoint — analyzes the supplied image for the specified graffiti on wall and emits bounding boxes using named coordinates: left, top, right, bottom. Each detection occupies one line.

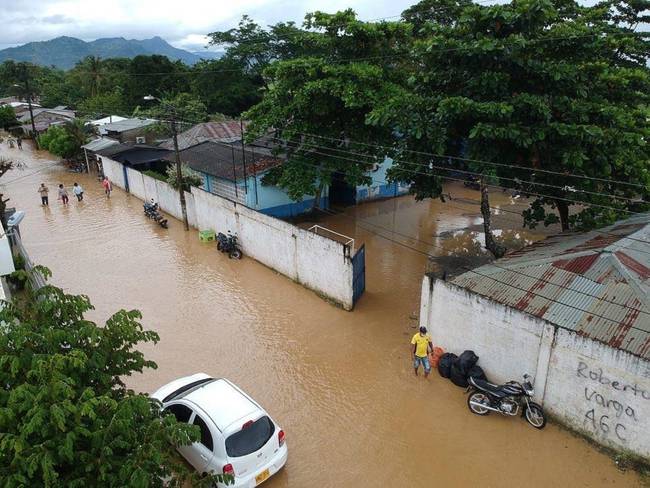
left=577, top=361, right=649, bottom=442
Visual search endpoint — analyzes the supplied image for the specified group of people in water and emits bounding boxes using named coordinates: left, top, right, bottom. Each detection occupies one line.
left=37, top=177, right=113, bottom=206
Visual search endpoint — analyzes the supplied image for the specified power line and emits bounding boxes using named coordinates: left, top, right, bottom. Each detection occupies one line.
left=64, top=30, right=647, bottom=78
left=450, top=195, right=650, bottom=249
left=293, top=131, right=649, bottom=190
left=271, top=135, right=643, bottom=203
left=266, top=135, right=643, bottom=215
left=314, top=206, right=650, bottom=323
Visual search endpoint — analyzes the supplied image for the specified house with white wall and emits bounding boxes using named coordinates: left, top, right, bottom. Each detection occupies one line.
left=419, top=213, right=650, bottom=459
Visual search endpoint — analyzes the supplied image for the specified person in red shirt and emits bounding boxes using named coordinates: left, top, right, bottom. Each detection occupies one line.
left=102, top=177, right=112, bottom=198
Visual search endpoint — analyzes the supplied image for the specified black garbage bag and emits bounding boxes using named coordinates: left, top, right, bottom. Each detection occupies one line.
left=467, top=364, right=487, bottom=382
left=437, top=353, right=457, bottom=379
left=457, top=350, right=479, bottom=376
left=450, top=362, right=469, bottom=388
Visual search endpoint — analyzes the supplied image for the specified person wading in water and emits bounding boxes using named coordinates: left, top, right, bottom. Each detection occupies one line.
left=411, top=326, right=434, bottom=378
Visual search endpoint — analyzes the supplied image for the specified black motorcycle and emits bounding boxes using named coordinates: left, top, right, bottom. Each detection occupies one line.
left=216, top=231, right=242, bottom=259
left=143, top=200, right=168, bottom=229
left=466, top=374, right=546, bottom=429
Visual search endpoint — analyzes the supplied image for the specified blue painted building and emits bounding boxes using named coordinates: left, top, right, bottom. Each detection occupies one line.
left=174, top=140, right=329, bottom=218
left=355, top=157, right=410, bottom=203
left=329, top=156, right=410, bottom=207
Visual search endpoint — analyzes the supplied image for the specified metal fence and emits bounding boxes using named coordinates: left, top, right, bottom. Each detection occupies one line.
left=308, top=225, right=355, bottom=253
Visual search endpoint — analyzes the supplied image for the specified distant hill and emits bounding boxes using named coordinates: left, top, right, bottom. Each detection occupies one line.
left=191, top=51, right=225, bottom=61
left=0, top=36, right=217, bottom=69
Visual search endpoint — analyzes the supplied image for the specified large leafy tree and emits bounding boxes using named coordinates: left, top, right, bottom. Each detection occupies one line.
left=38, top=120, right=91, bottom=161
left=190, top=57, right=262, bottom=116
left=372, top=0, right=650, bottom=242
left=0, top=269, right=229, bottom=487
left=245, top=10, right=411, bottom=209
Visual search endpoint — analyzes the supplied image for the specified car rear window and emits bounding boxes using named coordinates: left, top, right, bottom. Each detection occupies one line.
left=225, top=416, right=275, bottom=457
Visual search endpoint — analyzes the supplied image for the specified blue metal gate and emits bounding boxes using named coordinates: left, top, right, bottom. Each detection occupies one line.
left=352, top=244, right=366, bottom=305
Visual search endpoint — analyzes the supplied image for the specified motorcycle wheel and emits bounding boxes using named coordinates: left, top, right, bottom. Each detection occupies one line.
left=229, top=249, right=242, bottom=260
left=524, top=402, right=546, bottom=429
left=160, top=220, right=168, bottom=229
left=217, top=241, right=222, bottom=251
left=467, top=391, right=490, bottom=416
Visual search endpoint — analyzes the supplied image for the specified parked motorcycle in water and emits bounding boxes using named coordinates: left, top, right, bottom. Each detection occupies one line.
left=466, top=374, right=546, bottom=429
left=216, top=231, right=242, bottom=259
left=143, top=200, right=168, bottom=229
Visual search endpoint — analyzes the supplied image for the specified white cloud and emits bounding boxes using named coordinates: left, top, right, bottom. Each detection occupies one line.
left=0, top=0, right=419, bottom=50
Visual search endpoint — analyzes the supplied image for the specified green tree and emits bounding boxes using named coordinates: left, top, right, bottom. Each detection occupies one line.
left=126, top=55, right=187, bottom=107
left=166, top=163, right=203, bottom=191
left=39, top=120, right=90, bottom=161
left=245, top=10, right=410, bottom=209
left=191, top=58, right=262, bottom=116
left=372, top=0, right=650, bottom=241
left=0, top=106, right=17, bottom=130
left=0, top=268, right=230, bottom=487
left=78, top=87, right=128, bottom=117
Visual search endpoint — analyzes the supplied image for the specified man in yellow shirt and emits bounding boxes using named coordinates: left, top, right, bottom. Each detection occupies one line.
left=411, top=326, right=434, bottom=377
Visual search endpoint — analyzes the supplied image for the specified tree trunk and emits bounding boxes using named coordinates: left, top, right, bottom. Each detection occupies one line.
left=556, top=200, right=570, bottom=231
left=481, top=178, right=506, bottom=259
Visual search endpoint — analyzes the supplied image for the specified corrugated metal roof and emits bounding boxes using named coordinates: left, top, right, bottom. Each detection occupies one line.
left=81, top=137, right=120, bottom=152
left=101, top=118, right=157, bottom=133
left=452, top=213, right=650, bottom=359
left=160, top=121, right=248, bottom=150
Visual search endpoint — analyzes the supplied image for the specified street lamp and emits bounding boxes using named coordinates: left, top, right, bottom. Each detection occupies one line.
left=12, top=82, right=37, bottom=147
left=143, top=95, right=189, bottom=231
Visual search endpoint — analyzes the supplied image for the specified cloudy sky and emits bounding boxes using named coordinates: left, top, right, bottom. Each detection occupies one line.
left=0, top=0, right=421, bottom=52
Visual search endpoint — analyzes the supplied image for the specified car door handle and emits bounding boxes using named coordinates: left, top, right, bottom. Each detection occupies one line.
left=200, top=454, right=209, bottom=461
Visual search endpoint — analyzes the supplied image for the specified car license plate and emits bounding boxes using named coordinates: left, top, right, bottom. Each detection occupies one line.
left=255, top=469, right=270, bottom=485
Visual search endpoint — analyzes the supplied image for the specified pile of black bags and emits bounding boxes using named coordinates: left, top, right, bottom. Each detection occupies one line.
left=437, top=350, right=487, bottom=387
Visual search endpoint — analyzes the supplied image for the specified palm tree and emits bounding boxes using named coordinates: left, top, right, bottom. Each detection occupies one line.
left=80, top=56, right=103, bottom=98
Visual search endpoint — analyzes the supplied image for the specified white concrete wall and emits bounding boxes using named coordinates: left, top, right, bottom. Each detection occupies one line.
left=193, top=188, right=354, bottom=309
left=421, top=276, right=546, bottom=386
left=544, top=329, right=650, bottom=458
left=103, top=158, right=355, bottom=309
left=420, top=275, right=650, bottom=459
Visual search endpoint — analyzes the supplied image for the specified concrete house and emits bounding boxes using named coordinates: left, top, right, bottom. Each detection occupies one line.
left=17, top=108, right=75, bottom=135
left=419, top=213, right=650, bottom=458
left=170, top=140, right=325, bottom=217
left=100, top=118, right=158, bottom=144
left=95, top=143, right=171, bottom=174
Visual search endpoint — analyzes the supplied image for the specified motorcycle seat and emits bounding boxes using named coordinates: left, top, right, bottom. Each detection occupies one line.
left=470, top=377, right=511, bottom=397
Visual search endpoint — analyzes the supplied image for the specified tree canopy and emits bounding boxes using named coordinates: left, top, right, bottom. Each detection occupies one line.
left=370, top=0, right=650, bottom=231
left=245, top=10, right=411, bottom=208
left=0, top=268, right=229, bottom=487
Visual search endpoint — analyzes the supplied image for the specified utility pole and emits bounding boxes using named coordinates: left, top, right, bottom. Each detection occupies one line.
left=240, top=119, right=248, bottom=194
left=143, top=95, right=188, bottom=231
left=171, top=117, right=189, bottom=231
left=20, top=64, right=38, bottom=148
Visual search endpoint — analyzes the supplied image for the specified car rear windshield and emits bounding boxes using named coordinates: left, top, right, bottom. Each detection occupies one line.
left=225, top=416, right=275, bottom=457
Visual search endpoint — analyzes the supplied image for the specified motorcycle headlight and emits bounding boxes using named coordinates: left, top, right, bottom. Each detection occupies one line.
left=526, top=387, right=535, bottom=396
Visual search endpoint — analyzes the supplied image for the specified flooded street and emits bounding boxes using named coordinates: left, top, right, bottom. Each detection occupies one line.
left=1, top=143, right=643, bottom=487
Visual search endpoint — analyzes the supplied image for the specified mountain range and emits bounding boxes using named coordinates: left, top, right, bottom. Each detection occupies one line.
left=0, top=36, right=223, bottom=69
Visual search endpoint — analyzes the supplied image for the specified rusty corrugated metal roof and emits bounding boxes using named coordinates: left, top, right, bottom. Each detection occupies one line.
left=452, top=213, right=650, bottom=359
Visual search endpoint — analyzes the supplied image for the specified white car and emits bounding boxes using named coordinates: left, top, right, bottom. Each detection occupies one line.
left=151, top=373, right=288, bottom=487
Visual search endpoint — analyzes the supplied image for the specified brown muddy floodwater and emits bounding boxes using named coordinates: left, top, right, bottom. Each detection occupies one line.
left=1, top=142, right=644, bottom=487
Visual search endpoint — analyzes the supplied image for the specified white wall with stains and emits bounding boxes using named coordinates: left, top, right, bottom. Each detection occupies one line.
left=101, top=157, right=355, bottom=310
left=420, top=275, right=650, bottom=458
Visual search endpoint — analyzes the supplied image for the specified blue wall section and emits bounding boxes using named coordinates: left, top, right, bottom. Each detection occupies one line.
left=197, top=170, right=330, bottom=217
left=260, top=197, right=331, bottom=218
left=355, top=157, right=409, bottom=203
